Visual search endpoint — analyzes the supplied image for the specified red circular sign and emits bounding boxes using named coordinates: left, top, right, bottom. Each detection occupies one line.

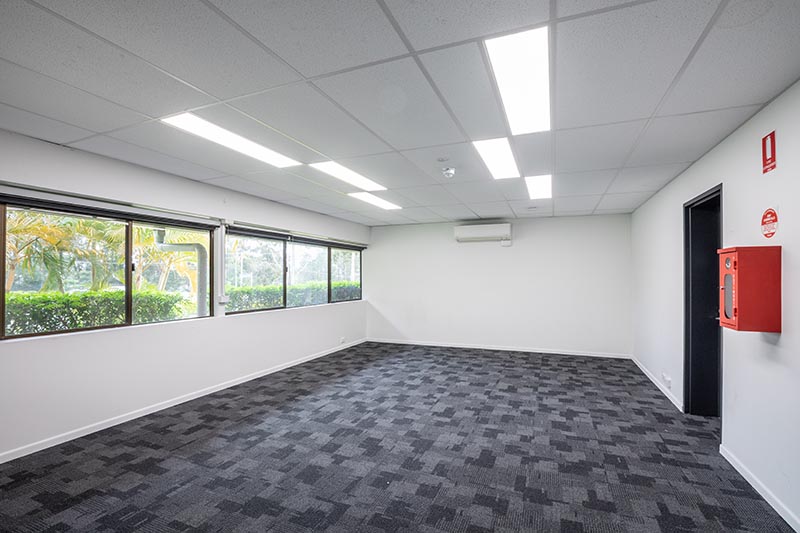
left=761, top=208, right=778, bottom=238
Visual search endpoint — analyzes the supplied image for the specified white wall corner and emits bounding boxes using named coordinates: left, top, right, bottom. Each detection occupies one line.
left=631, top=357, right=683, bottom=412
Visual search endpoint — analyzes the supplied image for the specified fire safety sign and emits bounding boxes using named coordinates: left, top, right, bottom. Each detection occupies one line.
left=762, top=131, right=776, bottom=174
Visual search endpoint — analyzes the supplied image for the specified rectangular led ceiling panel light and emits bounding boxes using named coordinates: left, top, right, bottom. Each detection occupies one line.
left=525, top=174, right=552, bottom=200
left=473, top=137, right=520, bottom=180
left=485, top=26, right=550, bottom=135
left=162, top=113, right=300, bottom=168
left=310, top=161, right=386, bottom=191
left=348, top=192, right=401, bottom=210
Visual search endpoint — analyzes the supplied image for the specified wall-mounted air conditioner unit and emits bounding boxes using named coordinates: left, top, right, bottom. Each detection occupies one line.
left=454, top=223, right=511, bottom=243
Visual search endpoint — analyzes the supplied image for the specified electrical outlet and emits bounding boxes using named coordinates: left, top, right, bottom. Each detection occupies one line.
left=661, top=373, right=672, bottom=389
left=339, top=337, right=345, bottom=344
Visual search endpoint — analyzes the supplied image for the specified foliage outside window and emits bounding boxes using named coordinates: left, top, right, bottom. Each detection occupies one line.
left=3, top=205, right=212, bottom=338
left=225, top=233, right=284, bottom=312
left=330, top=248, right=361, bottom=302
left=132, top=223, right=211, bottom=323
left=287, top=242, right=328, bottom=308
left=4, top=207, right=126, bottom=336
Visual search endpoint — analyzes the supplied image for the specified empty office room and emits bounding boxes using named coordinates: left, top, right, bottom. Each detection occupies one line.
left=0, top=0, right=798, bottom=531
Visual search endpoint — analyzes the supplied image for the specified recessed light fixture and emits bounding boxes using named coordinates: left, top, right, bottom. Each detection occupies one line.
left=309, top=161, right=386, bottom=192
left=348, top=192, right=401, bottom=210
left=161, top=113, right=300, bottom=168
left=473, top=137, right=520, bottom=180
left=485, top=26, right=550, bottom=135
left=525, top=174, right=552, bottom=200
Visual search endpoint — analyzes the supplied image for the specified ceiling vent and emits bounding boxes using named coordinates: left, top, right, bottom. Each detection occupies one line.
left=454, top=223, right=511, bottom=243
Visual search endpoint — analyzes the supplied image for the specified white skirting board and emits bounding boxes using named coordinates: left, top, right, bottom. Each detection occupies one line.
left=631, top=357, right=683, bottom=412
left=720, top=445, right=800, bottom=532
left=0, top=338, right=368, bottom=465
left=366, top=337, right=633, bottom=359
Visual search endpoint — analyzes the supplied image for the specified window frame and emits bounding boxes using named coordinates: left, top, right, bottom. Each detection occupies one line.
left=329, top=246, right=363, bottom=304
left=224, top=228, right=287, bottom=315
left=1, top=197, right=215, bottom=340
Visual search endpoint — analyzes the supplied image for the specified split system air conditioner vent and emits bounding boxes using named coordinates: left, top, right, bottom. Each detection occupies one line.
left=454, top=223, right=511, bottom=243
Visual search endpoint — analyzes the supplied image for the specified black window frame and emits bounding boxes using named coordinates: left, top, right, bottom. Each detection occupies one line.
left=1, top=196, right=215, bottom=340
left=223, top=228, right=287, bottom=315
left=223, top=226, right=364, bottom=313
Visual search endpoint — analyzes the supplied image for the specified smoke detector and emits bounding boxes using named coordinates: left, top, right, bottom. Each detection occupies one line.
left=441, top=167, right=456, bottom=179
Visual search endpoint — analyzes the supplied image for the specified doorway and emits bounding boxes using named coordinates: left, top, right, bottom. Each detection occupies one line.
left=684, top=184, right=722, bottom=418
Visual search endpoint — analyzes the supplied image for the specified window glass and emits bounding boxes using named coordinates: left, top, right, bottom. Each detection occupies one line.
left=330, top=248, right=361, bottom=302
left=287, top=242, right=327, bottom=307
left=132, top=223, right=210, bottom=323
left=4, top=207, right=126, bottom=336
left=225, top=234, right=284, bottom=312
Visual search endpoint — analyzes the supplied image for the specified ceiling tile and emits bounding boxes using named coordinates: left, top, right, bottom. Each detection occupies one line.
left=444, top=181, right=506, bottom=203
left=353, top=209, right=415, bottom=225
left=232, top=83, right=390, bottom=159
left=69, top=135, right=225, bottom=180
left=193, top=105, right=326, bottom=165
left=428, top=204, right=479, bottom=220
left=0, top=0, right=211, bottom=117
left=555, top=121, right=646, bottom=172
left=627, top=106, right=759, bottom=167
left=608, top=163, right=689, bottom=194
left=401, top=142, right=492, bottom=184
left=282, top=197, right=346, bottom=215
left=596, top=191, right=654, bottom=210
left=660, top=0, right=800, bottom=114
left=332, top=212, right=383, bottom=226
left=304, top=192, right=371, bottom=212
left=553, top=195, right=602, bottom=213
left=513, top=132, right=552, bottom=176
left=419, top=43, right=506, bottom=140
left=0, top=59, right=147, bottom=133
left=396, top=207, right=448, bottom=223
left=245, top=169, right=339, bottom=197
left=209, top=0, right=407, bottom=77
left=365, top=190, right=420, bottom=209
left=286, top=165, right=362, bottom=194
left=556, top=0, right=634, bottom=18
left=111, top=121, right=266, bottom=175
left=393, top=185, right=461, bottom=206
left=0, top=103, right=92, bottom=144
left=337, top=152, right=438, bottom=189
left=554, top=170, right=617, bottom=197
left=509, top=199, right=554, bottom=217
left=204, top=176, right=301, bottom=202
left=556, top=0, right=719, bottom=129
left=466, top=201, right=514, bottom=219
left=384, top=0, right=550, bottom=50
left=315, top=57, right=465, bottom=150
left=35, top=0, right=299, bottom=99
left=497, top=179, right=531, bottom=201
left=594, top=208, right=636, bottom=215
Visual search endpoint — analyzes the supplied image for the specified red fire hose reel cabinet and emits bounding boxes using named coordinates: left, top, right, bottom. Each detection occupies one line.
left=717, top=246, right=781, bottom=332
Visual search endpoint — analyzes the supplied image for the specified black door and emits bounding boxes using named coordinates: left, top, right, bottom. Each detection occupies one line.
left=684, top=185, right=722, bottom=417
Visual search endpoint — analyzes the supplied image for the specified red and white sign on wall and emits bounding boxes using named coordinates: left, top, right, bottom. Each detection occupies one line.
left=761, top=208, right=778, bottom=239
left=762, top=131, right=776, bottom=174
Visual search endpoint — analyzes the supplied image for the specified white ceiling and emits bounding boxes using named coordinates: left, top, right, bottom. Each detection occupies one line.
left=0, top=0, right=799, bottom=226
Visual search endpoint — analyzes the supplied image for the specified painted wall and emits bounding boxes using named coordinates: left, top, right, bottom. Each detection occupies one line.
left=365, top=215, right=633, bottom=358
left=0, top=131, right=369, bottom=462
left=632, top=79, right=800, bottom=529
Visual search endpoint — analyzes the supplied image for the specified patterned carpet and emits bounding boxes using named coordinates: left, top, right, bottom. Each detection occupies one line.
left=0, top=342, right=791, bottom=532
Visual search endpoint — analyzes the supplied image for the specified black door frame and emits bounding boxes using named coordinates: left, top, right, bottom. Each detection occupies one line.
left=683, top=184, right=723, bottom=416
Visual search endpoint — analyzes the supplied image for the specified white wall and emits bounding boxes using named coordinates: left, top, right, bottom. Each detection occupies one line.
left=365, top=215, right=633, bottom=357
left=0, top=131, right=369, bottom=462
left=632, top=80, right=800, bottom=529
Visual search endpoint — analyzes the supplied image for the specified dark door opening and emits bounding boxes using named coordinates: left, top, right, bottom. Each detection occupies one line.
left=684, top=185, right=722, bottom=418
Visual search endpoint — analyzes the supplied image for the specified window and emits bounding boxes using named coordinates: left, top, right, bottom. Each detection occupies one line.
left=4, top=206, right=126, bottom=336
left=1, top=201, right=214, bottom=339
left=287, top=242, right=328, bottom=307
left=132, top=223, right=211, bottom=323
left=225, top=233, right=284, bottom=312
left=330, top=248, right=361, bottom=302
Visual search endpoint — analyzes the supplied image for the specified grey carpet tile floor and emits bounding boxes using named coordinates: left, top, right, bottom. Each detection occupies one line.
left=0, top=342, right=792, bottom=532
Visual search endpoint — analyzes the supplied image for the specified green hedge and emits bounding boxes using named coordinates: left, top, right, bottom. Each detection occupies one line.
left=227, top=281, right=361, bottom=312
left=4, top=290, right=183, bottom=336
